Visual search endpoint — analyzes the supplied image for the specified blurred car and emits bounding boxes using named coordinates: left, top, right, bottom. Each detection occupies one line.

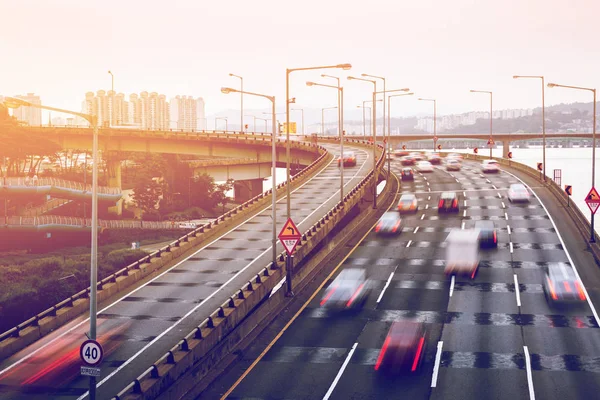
left=447, top=152, right=463, bottom=161
left=375, top=211, right=403, bottom=235
left=438, top=191, right=459, bottom=213
left=428, top=153, right=442, bottom=165
left=338, top=151, right=357, bottom=167
left=0, top=319, right=130, bottom=389
left=446, top=159, right=461, bottom=171
left=320, top=268, right=371, bottom=309
left=400, top=155, right=415, bottom=166
left=481, top=159, right=500, bottom=173
left=401, top=167, right=414, bottom=181
left=542, top=264, right=586, bottom=305
left=398, top=193, right=419, bottom=213
left=374, top=321, right=427, bottom=373
left=394, top=149, right=409, bottom=158
left=410, top=152, right=424, bottom=161
left=475, top=220, right=497, bottom=248
left=445, top=229, right=480, bottom=278
left=416, top=160, right=434, bottom=172
left=507, top=183, right=531, bottom=202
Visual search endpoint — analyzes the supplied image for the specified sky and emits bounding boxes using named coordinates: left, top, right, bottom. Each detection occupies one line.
left=1, top=0, right=599, bottom=126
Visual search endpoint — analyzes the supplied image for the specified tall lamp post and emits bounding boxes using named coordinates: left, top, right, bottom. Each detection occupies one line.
left=108, top=70, right=114, bottom=127
left=256, top=117, right=268, bottom=133
left=215, top=117, right=228, bottom=132
left=307, top=81, right=345, bottom=204
left=348, top=75, right=378, bottom=208
left=285, top=63, right=351, bottom=297
left=229, top=73, right=243, bottom=132
left=357, top=105, right=370, bottom=138
left=418, top=98, right=437, bottom=152
left=221, top=87, right=278, bottom=266
left=514, top=75, right=546, bottom=181
left=548, top=82, right=597, bottom=242
left=388, top=92, right=414, bottom=146
left=4, top=96, right=100, bottom=398
left=376, top=88, right=409, bottom=173
left=321, top=106, right=338, bottom=135
left=291, top=108, right=305, bottom=135
left=470, top=89, right=493, bottom=159
left=362, top=73, right=386, bottom=147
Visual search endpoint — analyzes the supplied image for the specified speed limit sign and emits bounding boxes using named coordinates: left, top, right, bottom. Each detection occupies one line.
left=80, top=339, right=103, bottom=366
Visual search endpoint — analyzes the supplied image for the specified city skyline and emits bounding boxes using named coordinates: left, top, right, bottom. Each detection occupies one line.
left=1, top=0, right=599, bottom=123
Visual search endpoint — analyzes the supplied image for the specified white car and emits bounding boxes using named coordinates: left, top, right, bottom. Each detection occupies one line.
left=481, top=159, right=500, bottom=173
left=416, top=160, right=434, bottom=172
left=446, top=159, right=461, bottom=171
left=447, top=153, right=463, bottom=161
left=507, top=183, right=530, bottom=202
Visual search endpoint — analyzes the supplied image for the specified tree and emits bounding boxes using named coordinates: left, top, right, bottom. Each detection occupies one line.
left=132, top=176, right=162, bottom=217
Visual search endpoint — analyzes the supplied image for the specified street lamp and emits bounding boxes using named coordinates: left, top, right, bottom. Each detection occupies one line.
left=514, top=75, right=546, bottom=180
left=358, top=99, right=383, bottom=138
left=245, top=114, right=256, bottom=132
left=375, top=88, right=409, bottom=173
left=470, top=89, right=494, bottom=159
left=307, top=81, right=345, bottom=204
left=321, top=106, right=338, bottom=135
left=291, top=108, right=305, bottom=135
left=285, top=63, right=351, bottom=296
left=108, top=70, right=114, bottom=127
left=229, top=73, right=243, bottom=132
left=256, top=117, right=268, bottom=133
left=347, top=75, right=378, bottom=208
left=418, top=98, right=437, bottom=152
left=548, top=82, right=597, bottom=242
left=221, top=87, right=279, bottom=267
left=4, top=96, right=100, bottom=398
left=388, top=92, right=414, bottom=146
left=215, top=117, right=228, bottom=132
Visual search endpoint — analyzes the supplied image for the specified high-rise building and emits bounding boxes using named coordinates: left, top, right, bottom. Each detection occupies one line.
left=169, top=95, right=206, bottom=131
left=12, top=93, right=42, bottom=126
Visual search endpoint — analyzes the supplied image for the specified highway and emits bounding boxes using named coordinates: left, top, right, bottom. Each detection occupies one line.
left=0, top=142, right=374, bottom=400
left=205, top=156, right=600, bottom=400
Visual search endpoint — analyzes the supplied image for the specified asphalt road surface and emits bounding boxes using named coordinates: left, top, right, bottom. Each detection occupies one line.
left=205, top=156, right=600, bottom=400
left=0, top=142, right=374, bottom=400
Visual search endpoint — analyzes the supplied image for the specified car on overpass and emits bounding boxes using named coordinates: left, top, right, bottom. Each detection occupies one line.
left=401, top=167, right=414, bottom=181
left=416, top=160, right=434, bottom=173
left=447, top=152, right=463, bottom=161
left=338, top=151, right=357, bottom=167
left=508, top=183, right=531, bottom=202
left=410, top=152, right=424, bottom=161
left=320, top=268, right=371, bottom=309
left=374, top=321, right=427, bottom=374
left=375, top=211, right=403, bottom=235
left=481, top=159, right=500, bottom=173
left=542, top=264, right=586, bottom=306
left=475, top=220, right=498, bottom=248
left=394, top=149, right=409, bottom=158
left=428, top=153, right=442, bottom=165
left=398, top=194, right=419, bottom=213
left=446, top=158, right=461, bottom=171
left=438, top=192, right=459, bottom=213
left=400, top=155, right=415, bottom=166
left=444, top=228, right=480, bottom=279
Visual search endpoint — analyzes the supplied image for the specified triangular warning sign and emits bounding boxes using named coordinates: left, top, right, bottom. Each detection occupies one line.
left=278, top=218, right=301, bottom=240
left=588, top=202, right=600, bottom=214
left=281, top=238, right=300, bottom=255
left=586, top=187, right=600, bottom=201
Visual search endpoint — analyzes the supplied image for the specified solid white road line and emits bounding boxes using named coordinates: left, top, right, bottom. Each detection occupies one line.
left=323, top=342, right=358, bottom=400
left=449, top=275, right=455, bottom=297
left=514, top=274, right=521, bottom=306
left=505, top=212, right=509, bottom=220
left=377, top=270, right=396, bottom=303
left=502, top=201, right=506, bottom=208
left=461, top=222, right=465, bottom=230
left=503, top=169, right=600, bottom=327
left=524, top=345, right=536, bottom=400
left=463, top=210, right=467, bottom=217
left=507, top=225, right=511, bottom=235
left=414, top=227, right=420, bottom=234
left=421, top=214, right=425, bottom=220
left=431, top=341, right=444, bottom=387
left=406, top=240, right=413, bottom=248
left=510, top=242, right=514, bottom=253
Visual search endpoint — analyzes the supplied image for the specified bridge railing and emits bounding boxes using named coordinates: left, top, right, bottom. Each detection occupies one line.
left=3, top=216, right=196, bottom=230
left=111, top=138, right=386, bottom=400
left=0, top=138, right=326, bottom=359
left=3, top=177, right=121, bottom=195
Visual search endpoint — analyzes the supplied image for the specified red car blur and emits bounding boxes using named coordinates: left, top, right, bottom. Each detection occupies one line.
left=338, top=152, right=357, bottom=167
left=0, top=319, right=130, bottom=389
left=375, top=321, right=427, bottom=373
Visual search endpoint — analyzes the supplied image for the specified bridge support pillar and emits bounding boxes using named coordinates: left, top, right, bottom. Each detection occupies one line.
left=106, top=156, right=123, bottom=216
left=502, top=141, right=510, bottom=159
left=234, top=178, right=264, bottom=203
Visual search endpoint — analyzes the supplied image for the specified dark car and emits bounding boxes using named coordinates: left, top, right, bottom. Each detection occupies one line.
left=374, top=321, right=427, bottom=373
left=375, top=211, right=402, bottom=235
left=394, top=150, right=409, bottom=158
left=438, top=192, right=459, bottom=213
left=428, top=153, right=442, bottom=165
left=401, top=167, right=414, bottom=181
left=401, top=156, right=415, bottom=166
left=542, top=264, right=587, bottom=306
left=320, top=268, right=371, bottom=309
left=475, top=220, right=497, bottom=248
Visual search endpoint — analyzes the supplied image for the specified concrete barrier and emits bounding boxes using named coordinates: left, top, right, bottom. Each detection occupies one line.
left=112, top=138, right=385, bottom=400
left=0, top=139, right=329, bottom=361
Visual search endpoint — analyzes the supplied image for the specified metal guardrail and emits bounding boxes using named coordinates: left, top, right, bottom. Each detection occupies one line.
left=112, top=138, right=386, bottom=399
left=3, top=177, right=121, bottom=195
left=0, top=138, right=326, bottom=348
left=3, top=216, right=195, bottom=230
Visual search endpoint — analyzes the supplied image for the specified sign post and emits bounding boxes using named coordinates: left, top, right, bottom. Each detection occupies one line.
left=565, top=185, right=572, bottom=207
left=278, top=218, right=301, bottom=296
left=585, top=187, right=600, bottom=243
left=80, top=339, right=103, bottom=399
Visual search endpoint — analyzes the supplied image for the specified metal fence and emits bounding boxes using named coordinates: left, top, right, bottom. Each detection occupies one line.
left=3, top=177, right=121, bottom=195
